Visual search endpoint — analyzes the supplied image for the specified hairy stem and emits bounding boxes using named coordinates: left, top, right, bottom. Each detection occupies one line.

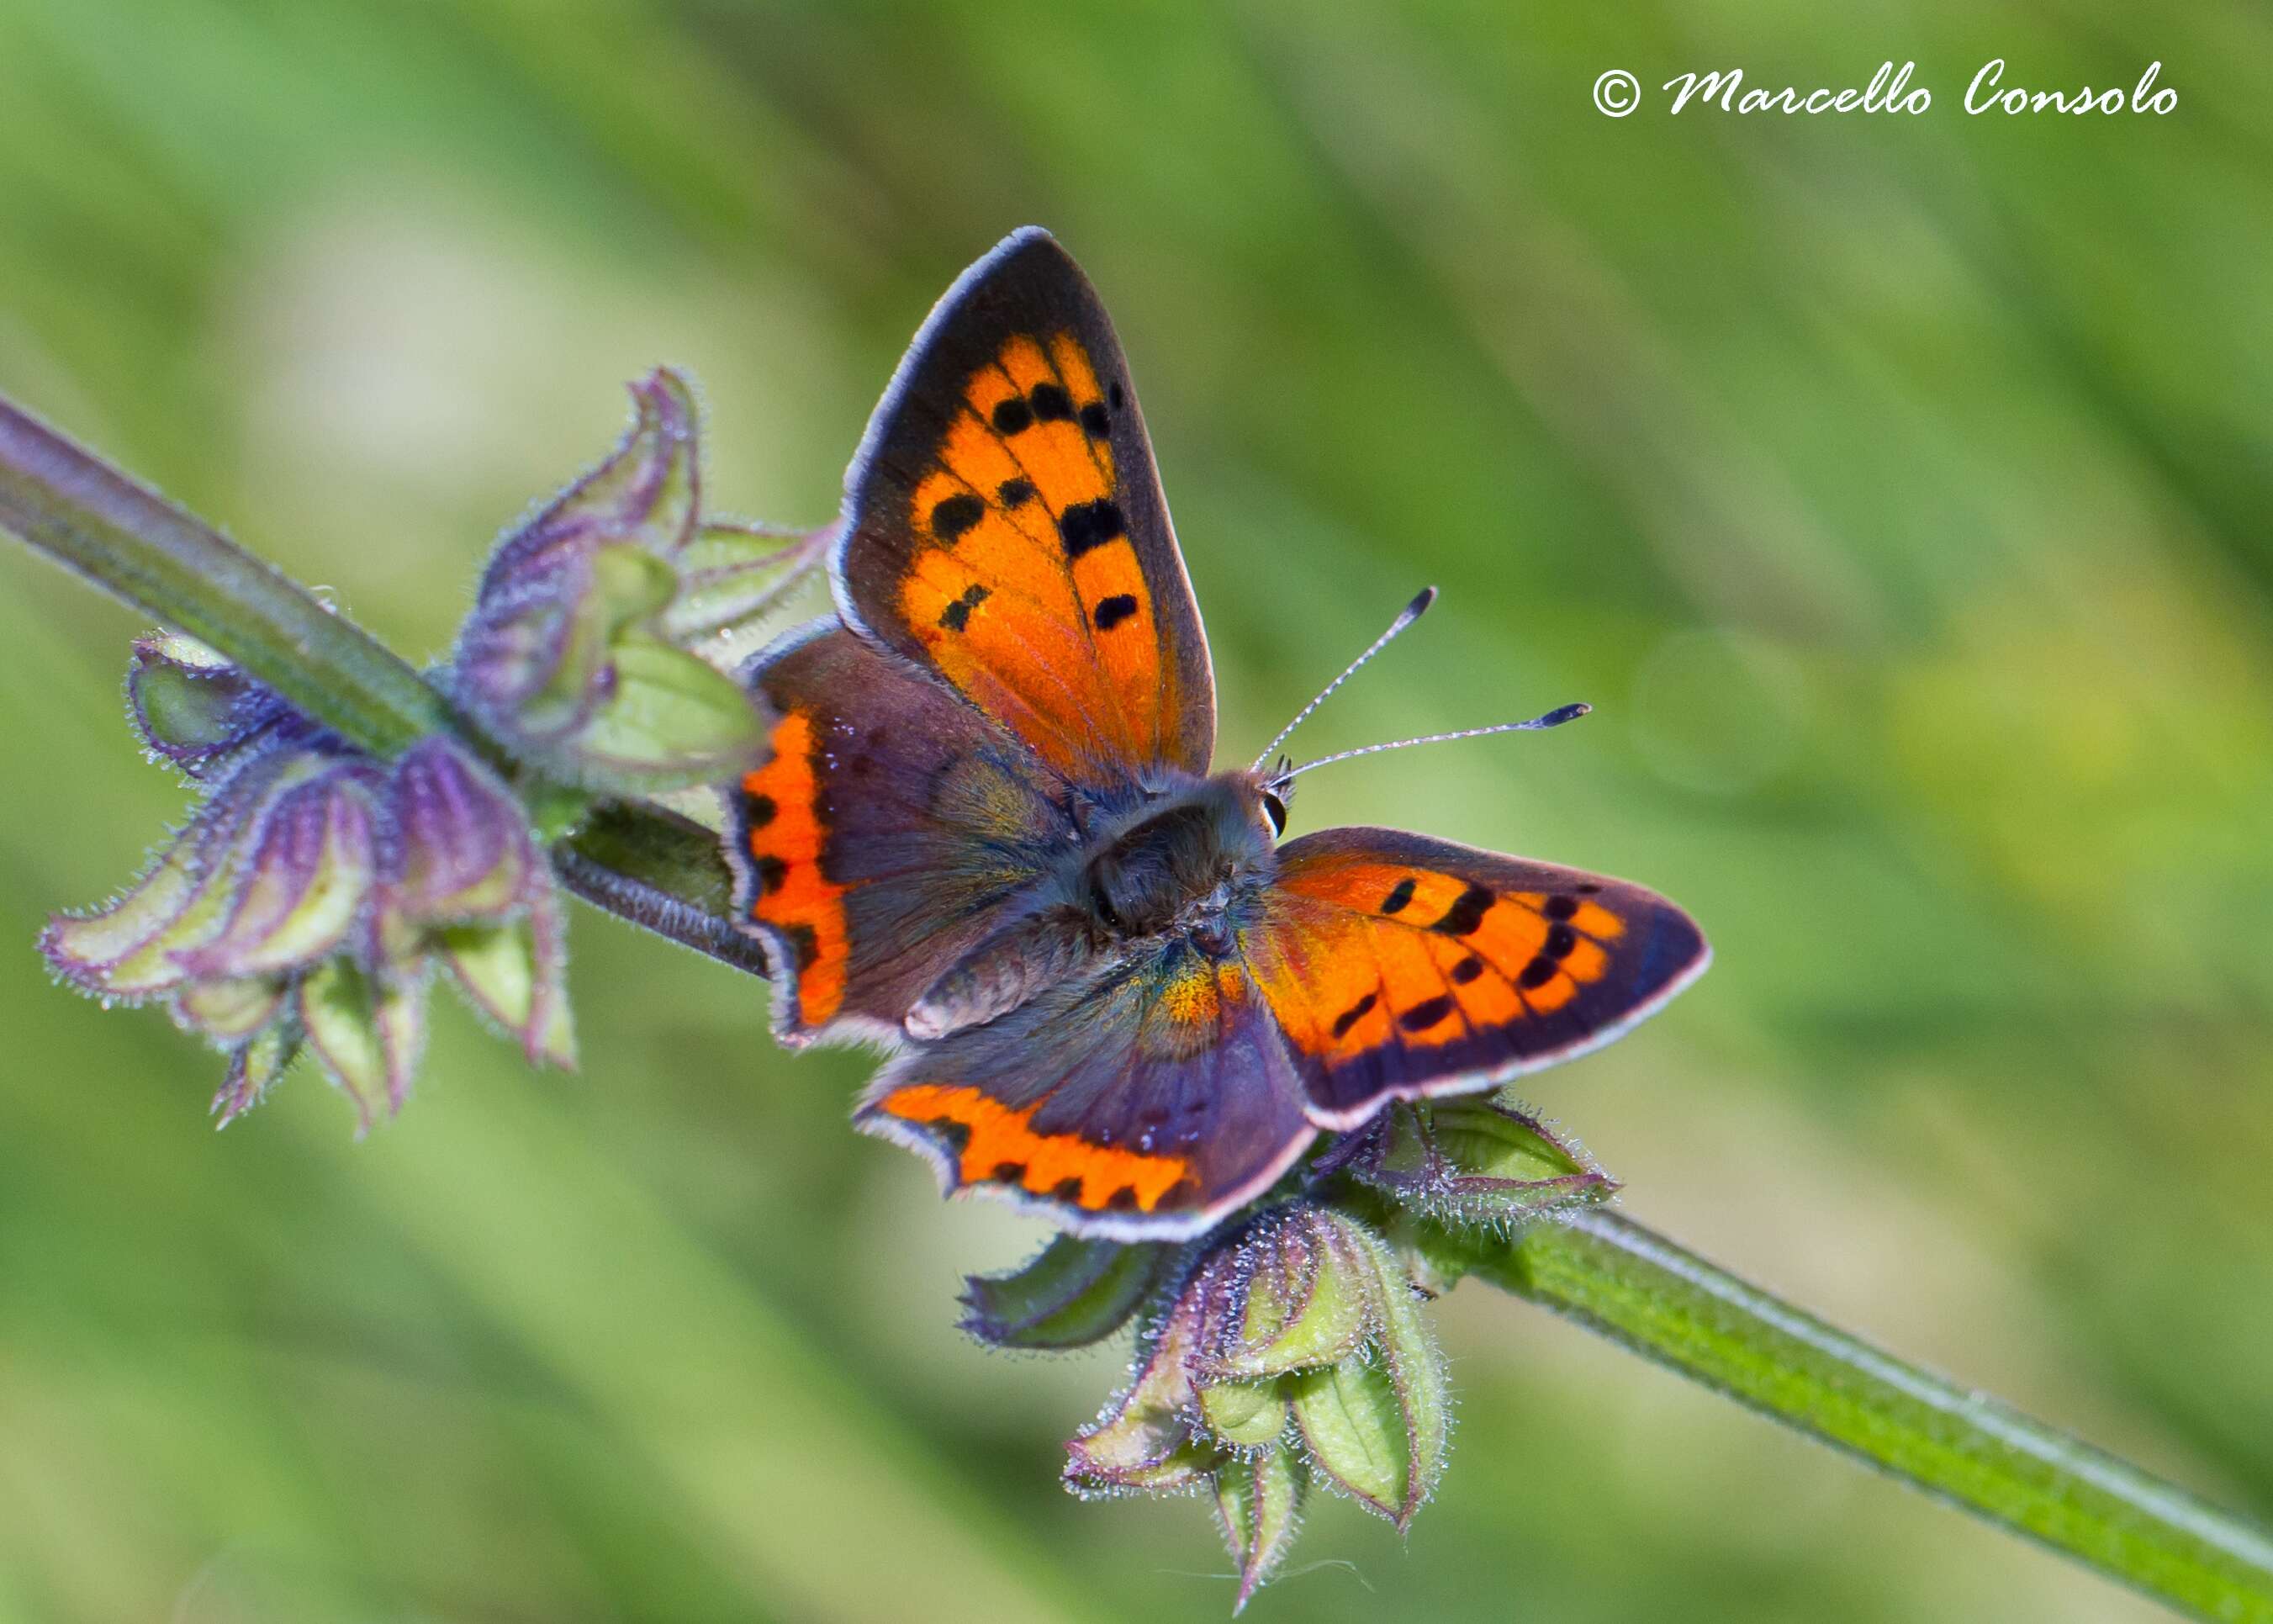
left=4, top=389, right=2269, bottom=1619
left=1468, top=1212, right=2273, bottom=1622
left=0, top=399, right=457, bottom=754
left=555, top=801, right=771, bottom=976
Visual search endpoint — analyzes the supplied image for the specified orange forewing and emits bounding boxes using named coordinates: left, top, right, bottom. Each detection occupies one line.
left=833, top=229, right=1213, bottom=789
left=1241, top=828, right=1708, bottom=1128
left=895, top=331, right=1158, bottom=769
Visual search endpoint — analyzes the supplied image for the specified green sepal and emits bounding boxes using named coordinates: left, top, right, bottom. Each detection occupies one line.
left=1350, top=1097, right=1617, bottom=1227
left=1213, top=1445, right=1307, bottom=1614
left=127, top=631, right=268, bottom=767
left=211, top=1019, right=300, bottom=1128
left=437, top=913, right=575, bottom=1069
left=961, top=1234, right=1176, bottom=1350
left=566, top=627, right=769, bottom=791
left=297, top=956, right=426, bottom=1132
left=172, top=976, right=288, bottom=1043
left=662, top=521, right=829, bottom=643
left=1286, top=1223, right=1449, bottom=1531
left=1065, top=1284, right=1213, bottom=1493
left=1208, top=1212, right=1373, bottom=1381
left=1199, top=1378, right=1290, bottom=1449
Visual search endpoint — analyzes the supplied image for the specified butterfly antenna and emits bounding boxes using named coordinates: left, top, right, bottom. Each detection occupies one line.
left=1249, top=587, right=1438, bottom=772
left=1276, top=702, right=1591, bottom=783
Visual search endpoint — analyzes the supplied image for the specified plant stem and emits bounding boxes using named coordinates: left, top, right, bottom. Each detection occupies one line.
left=4, top=389, right=2270, bottom=1620
left=555, top=801, right=771, bottom=976
left=1467, top=1211, right=2273, bottom=1622
left=0, top=399, right=457, bottom=754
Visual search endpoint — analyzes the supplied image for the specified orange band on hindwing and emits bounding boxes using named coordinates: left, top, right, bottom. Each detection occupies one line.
left=739, top=711, right=851, bottom=1024
left=878, top=1082, right=1191, bottom=1213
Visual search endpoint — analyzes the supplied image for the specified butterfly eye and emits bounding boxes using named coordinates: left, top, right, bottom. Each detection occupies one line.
left=1261, top=792, right=1287, bottom=836
left=1090, top=880, right=1124, bottom=931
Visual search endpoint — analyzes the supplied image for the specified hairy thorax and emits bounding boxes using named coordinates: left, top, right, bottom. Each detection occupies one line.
left=902, top=772, right=1278, bottom=1041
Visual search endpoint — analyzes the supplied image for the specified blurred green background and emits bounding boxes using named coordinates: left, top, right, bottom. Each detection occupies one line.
left=3, top=3, right=2270, bottom=1621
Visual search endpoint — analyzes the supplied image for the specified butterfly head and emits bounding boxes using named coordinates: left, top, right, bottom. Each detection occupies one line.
left=1259, top=754, right=1295, bottom=836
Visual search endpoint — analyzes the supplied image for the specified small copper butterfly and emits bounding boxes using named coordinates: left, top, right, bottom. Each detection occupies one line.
left=727, top=228, right=1708, bottom=1240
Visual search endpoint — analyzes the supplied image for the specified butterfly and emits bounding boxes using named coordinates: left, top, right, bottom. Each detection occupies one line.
left=727, top=228, right=1708, bottom=1240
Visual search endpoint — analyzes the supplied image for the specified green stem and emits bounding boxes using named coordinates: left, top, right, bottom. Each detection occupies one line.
left=1468, top=1212, right=2273, bottom=1622
left=3, top=389, right=2270, bottom=1620
left=0, top=399, right=457, bottom=754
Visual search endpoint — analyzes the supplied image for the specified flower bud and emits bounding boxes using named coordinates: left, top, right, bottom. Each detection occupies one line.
left=962, top=1234, right=1176, bottom=1351
left=54, top=648, right=580, bottom=1122
left=171, top=759, right=380, bottom=981
left=1201, top=1204, right=1374, bottom=1382
left=1064, top=1201, right=1456, bottom=1606
left=378, top=737, right=573, bottom=1068
left=387, top=738, right=536, bottom=923
left=452, top=369, right=785, bottom=793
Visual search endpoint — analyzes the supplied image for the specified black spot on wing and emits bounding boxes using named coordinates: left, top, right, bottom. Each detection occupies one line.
left=1544, top=895, right=1580, bottom=921
left=753, top=855, right=787, bottom=895
left=1330, top=991, right=1378, bottom=1039
left=938, top=583, right=990, bottom=632
left=1398, top=994, right=1455, bottom=1033
left=931, top=494, right=986, bottom=542
left=1518, top=956, right=1557, bottom=990
left=998, top=477, right=1034, bottom=508
left=1433, top=884, right=1493, bottom=936
left=1079, top=401, right=1111, bottom=438
left=1449, top=955, right=1483, bottom=985
left=1381, top=877, right=1416, bottom=916
left=991, top=397, right=1033, bottom=435
left=1059, top=499, right=1126, bottom=558
left=1029, top=382, right=1074, bottom=421
left=744, top=794, right=776, bottom=829
left=782, top=923, right=820, bottom=973
left=1093, top=594, right=1139, bottom=631
left=1546, top=923, right=1578, bottom=960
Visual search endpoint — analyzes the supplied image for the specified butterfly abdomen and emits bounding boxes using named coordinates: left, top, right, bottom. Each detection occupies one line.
left=903, top=905, right=1102, bottom=1041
